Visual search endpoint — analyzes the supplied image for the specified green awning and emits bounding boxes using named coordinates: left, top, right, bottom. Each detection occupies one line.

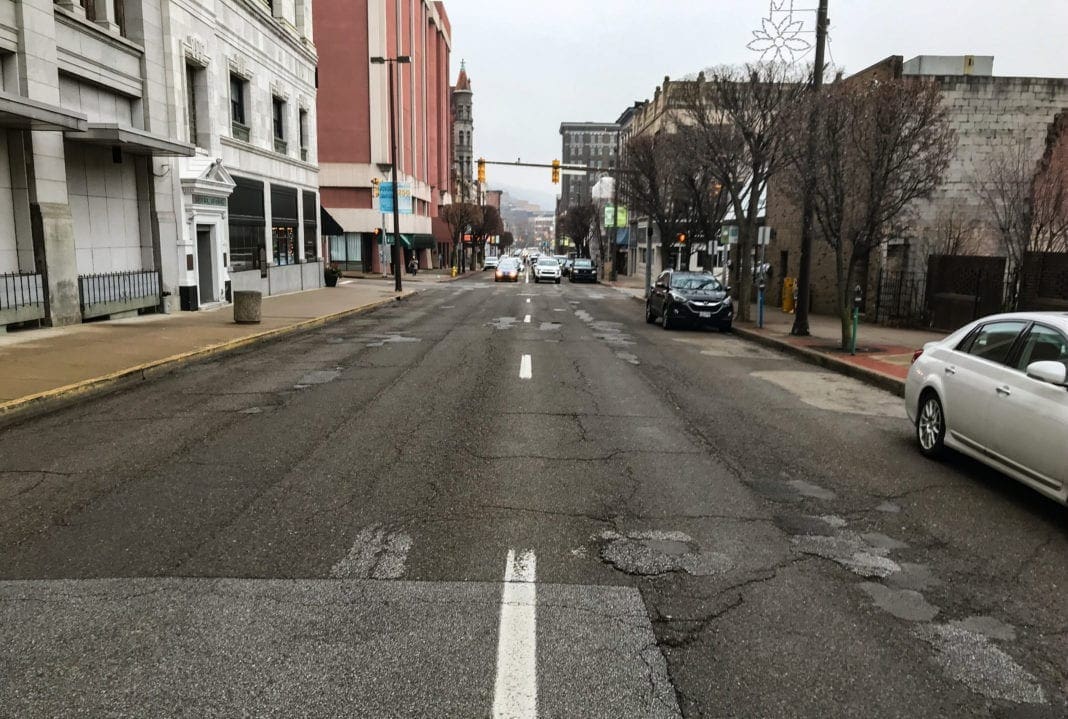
left=386, top=233, right=412, bottom=248
left=413, top=233, right=435, bottom=249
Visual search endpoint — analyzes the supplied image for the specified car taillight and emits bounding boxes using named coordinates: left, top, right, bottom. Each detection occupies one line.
left=911, top=349, right=923, bottom=364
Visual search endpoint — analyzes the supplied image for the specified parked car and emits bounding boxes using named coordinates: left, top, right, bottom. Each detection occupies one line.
left=484, top=256, right=499, bottom=270
left=905, top=312, right=1068, bottom=504
left=646, top=270, right=733, bottom=331
left=533, top=256, right=562, bottom=284
left=494, top=257, right=521, bottom=282
left=569, top=258, right=597, bottom=283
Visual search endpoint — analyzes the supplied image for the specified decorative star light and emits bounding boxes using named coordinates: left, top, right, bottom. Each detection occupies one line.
left=747, top=1, right=812, bottom=64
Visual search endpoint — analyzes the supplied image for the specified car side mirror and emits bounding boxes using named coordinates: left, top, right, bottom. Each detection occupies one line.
left=1026, top=360, right=1068, bottom=387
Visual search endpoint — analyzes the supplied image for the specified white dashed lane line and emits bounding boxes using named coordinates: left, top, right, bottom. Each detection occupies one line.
left=519, top=354, right=532, bottom=379
left=492, top=549, right=538, bottom=719
left=524, top=315, right=531, bottom=323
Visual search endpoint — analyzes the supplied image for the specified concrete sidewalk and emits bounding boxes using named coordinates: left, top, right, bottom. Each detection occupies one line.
left=602, top=276, right=945, bottom=395
left=0, top=280, right=419, bottom=422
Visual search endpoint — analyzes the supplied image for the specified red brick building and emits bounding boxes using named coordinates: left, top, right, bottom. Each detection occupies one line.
left=314, top=0, right=453, bottom=271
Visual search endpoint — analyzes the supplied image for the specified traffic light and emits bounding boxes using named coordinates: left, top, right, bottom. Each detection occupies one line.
left=677, top=232, right=687, bottom=244
left=477, top=158, right=486, bottom=184
left=551, top=159, right=560, bottom=184
left=370, top=177, right=380, bottom=198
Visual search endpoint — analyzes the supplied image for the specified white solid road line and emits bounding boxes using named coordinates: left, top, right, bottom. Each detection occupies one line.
left=519, top=354, right=532, bottom=379
left=492, top=549, right=538, bottom=719
left=524, top=314, right=531, bottom=323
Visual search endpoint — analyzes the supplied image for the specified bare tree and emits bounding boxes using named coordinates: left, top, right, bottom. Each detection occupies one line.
left=930, top=205, right=983, bottom=257
left=623, top=133, right=687, bottom=271
left=560, top=203, right=598, bottom=258
left=671, top=125, right=732, bottom=272
left=783, top=77, right=955, bottom=347
left=472, top=205, right=503, bottom=266
left=687, top=64, right=809, bottom=322
left=440, top=202, right=483, bottom=271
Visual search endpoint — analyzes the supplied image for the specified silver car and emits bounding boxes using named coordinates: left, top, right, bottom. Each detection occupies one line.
left=905, top=312, right=1068, bottom=504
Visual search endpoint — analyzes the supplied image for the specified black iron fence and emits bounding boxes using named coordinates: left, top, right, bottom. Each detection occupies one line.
left=873, top=269, right=927, bottom=326
left=0, top=271, right=45, bottom=313
left=78, top=269, right=161, bottom=318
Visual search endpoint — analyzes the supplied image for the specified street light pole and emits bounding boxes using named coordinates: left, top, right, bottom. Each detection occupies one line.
left=372, top=54, right=411, bottom=293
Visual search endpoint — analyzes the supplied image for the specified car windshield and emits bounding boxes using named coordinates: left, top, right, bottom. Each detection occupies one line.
left=537, top=258, right=557, bottom=266
left=498, top=259, right=516, bottom=269
left=574, top=259, right=593, bottom=268
left=670, top=274, right=722, bottom=291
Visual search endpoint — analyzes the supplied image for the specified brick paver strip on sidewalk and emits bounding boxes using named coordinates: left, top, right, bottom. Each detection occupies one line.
left=0, top=281, right=418, bottom=424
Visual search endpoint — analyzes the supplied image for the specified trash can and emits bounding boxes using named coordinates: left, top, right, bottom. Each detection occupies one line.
left=233, top=290, right=262, bottom=324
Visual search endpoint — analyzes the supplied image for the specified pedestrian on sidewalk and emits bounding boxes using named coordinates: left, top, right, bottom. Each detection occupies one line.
left=408, top=256, right=418, bottom=276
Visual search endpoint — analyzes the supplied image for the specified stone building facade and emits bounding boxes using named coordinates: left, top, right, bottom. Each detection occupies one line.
left=0, top=0, right=194, bottom=329
left=160, top=0, right=321, bottom=310
left=0, top=0, right=322, bottom=330
left=765, top=55, right=1068, bottom=313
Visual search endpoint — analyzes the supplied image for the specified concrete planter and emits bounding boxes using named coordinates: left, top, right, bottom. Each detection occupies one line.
left=233, top=290, right=262, bottom=324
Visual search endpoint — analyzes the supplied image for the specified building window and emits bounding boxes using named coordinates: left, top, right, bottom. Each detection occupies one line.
left=271, top=184, right=299, bottom=265
left=228, top=177, right=266, bottom=271
left=302, top=190, right=318, bottom=260
left=230, top=74, right=249, bottom=141
left=185, top=64, right=203, bottom=147
left=299, top=109, right=309, bottom=161
left=272, top=97, right=287, bottom=154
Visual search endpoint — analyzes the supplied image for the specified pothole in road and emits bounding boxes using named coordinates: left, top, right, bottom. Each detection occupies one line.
left=366, top=334, right=422, bottom=347
left=859, top=582, right=940, bottom=622
left=791, top=531, right=902, bottom=578
left=296, top=368, right=341, bottom=386
left=599, top=529, right=732, bottom=577
left=538, top=322, right=561, bottom=331
left=616, top=351, right=640, bottom=365
left=487, top=317, right=519, bottom=330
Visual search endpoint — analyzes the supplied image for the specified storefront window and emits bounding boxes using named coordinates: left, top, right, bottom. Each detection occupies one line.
left=273, top=226, right=296, bottom=265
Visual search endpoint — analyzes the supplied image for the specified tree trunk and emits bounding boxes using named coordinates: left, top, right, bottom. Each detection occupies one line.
left=835, top=241, right=849, bottom=349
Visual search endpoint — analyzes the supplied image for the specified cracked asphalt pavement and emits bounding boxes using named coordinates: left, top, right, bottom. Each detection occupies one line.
left=2, top=271, right=1067, bottom=717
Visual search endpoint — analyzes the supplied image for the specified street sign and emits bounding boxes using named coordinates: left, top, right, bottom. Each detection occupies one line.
left=604, top=206, right=628, bottom=228
left=719, top=226, right=739, bottom=245
left=379, top=182, right=413, bottom=215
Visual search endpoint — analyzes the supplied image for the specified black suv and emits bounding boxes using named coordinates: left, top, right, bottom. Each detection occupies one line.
left=646, top=270, right=733, bottom=331
left=569, top=258, right=597, bottom=283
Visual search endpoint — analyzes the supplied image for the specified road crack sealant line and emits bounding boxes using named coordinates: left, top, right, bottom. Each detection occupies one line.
left=0, top=293, right=417, bottom=428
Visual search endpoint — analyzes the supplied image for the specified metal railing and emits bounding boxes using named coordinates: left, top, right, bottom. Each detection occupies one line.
left=78, top=269, right=161, bottom=318
left=873, top=269, right=928, bottom=326
left=0, top=271, right=44, bottom=312
left=274, top=137, right=287, bottom=154
left=232, top=121, right=250, bottom=142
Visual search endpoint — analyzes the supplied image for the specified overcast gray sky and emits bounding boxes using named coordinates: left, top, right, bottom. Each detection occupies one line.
left=443, top=0, right=1067, bottom=209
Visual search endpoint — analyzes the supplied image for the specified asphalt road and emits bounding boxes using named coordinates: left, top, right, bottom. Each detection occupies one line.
left=2, top=270, right=1066, bottom=718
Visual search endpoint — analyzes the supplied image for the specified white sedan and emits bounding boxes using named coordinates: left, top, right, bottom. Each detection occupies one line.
left=905, top=312, right=1068, bottom=504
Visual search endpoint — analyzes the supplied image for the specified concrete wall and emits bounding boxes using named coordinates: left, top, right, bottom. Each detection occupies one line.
left=0, top=132, right=16, bottom=272
left=66, top=143, right=142, bottom=274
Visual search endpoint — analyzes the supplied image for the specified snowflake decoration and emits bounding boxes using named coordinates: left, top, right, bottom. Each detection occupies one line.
left=747, top=1, right=811, bottom=64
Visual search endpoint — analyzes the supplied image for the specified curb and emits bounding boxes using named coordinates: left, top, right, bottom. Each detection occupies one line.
left=731, top=326, right=906, bottom=397
left=611, top=287, right=905, bottom=397
left=0, top=293, right=412, bottom=428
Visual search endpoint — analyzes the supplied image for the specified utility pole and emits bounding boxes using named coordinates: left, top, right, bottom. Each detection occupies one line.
left=610, top=132, right=621, bottom=282
left=371, top=54, right=411, bottom=292
left=790, top=0, right=829, bottom=336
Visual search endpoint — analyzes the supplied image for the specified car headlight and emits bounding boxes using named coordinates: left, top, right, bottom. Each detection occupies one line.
left=723, top=296, right=732, bottom=306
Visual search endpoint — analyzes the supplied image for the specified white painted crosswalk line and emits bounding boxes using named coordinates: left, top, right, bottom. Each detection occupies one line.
left=519, top=354, right=532, bottom=379
left=493, top=549, right=537, bottom=719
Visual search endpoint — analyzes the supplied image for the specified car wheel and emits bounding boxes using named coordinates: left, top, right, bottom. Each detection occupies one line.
left=645, top=302, right=656, bottom=324
left=721, top=321, right=732, bottom=333
left=661, top=304, right=673, bottom=330
left=916, top=392, right=946, bottom=459
left=555, top=278, right=560, bottom=284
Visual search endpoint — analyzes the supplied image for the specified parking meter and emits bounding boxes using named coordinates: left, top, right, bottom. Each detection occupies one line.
left=757, top=274, right=767, bottom=329
left=851, top=284, right=862, bottom=355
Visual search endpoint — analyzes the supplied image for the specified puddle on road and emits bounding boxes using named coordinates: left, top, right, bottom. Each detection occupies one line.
left=599, top=529, right=732, bottom=577
left=859, top=582, right=940, bottom=622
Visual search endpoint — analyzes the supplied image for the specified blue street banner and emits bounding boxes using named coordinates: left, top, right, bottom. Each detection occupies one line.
left=379, top=182, right=413, bottom=215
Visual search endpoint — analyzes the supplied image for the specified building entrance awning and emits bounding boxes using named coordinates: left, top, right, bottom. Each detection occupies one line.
left=66, top=123, right=195, bottom=156
left=412, top=233, right=435, bottom=249
left=386, top=233, right=413, bottom=249
left=0, top=92, right=87, bottom=131
left=320, top=207, right=345, bottom=235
